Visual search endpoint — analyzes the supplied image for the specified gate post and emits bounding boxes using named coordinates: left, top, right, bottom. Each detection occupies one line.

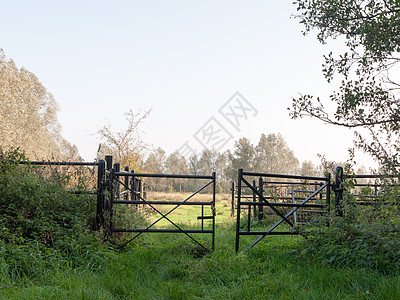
left=326, top=172, right=331, bottom=226
left=130, top=170, right=137, bottom=210
left=253, top=180, right=257, bottom=220
left=105, top=155, right=113, bottom=171
left=114, top=163, right=121, bottom=200
left=124, top=166, right=129, bottom=201
left=235, top=169, right=243, bottom=252
left=109, top=167, right=116, bottom=236
left=231, top=182, right=235, bottom=217
left=133, top=174, right=138, bottom=201
left=258, top=176, right=264, bottom=220
left=334, top=166, right=344, bottom=217
left=104, top=155, right=113, bottom=213
left=96, top=159, right=106, bottom=230
left=139, top=178, right=143, bottom=203
left=212, top=171, right=216, bottom=250
left=143, top=182, right=147, bottom=200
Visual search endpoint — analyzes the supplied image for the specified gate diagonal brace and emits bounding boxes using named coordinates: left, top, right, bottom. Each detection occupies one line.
left=115, top=177, right=214, bottom=250
left=246, top=182, right=328, bottom=251
left=241, top=177, right=293, bottom=227
left=115, top=177, right=213, bottom=249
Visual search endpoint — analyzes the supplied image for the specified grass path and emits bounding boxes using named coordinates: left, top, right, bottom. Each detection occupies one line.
left=2, top=223, right=399, bottom=299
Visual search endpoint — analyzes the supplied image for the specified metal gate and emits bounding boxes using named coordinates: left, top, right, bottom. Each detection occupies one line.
left=334, top=167, right=400, bottom=216
left=109, top=167, right=216, bottom=251
left=235, top=169, right=331, bottom=252
left=20, top=159, right=108, bottom=231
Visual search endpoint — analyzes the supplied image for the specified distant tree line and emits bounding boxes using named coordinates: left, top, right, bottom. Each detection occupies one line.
left=96, top=109, right=344, bottom=193
left=143, top=133, right=322, bottom=193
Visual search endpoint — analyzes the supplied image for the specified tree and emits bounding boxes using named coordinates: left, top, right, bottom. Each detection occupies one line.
left=300, top=160, right=318, bottom=177
left=97, top=109, right=151, bottom=170
left=290, top=1, right=400, bottom=174
left=165, top=151, right=188, bottom=192
left=188, top=153, right=201, bottom=175
left=198, top=148, right=219, bottom=175
left=145, top=147, right=166, bottom=174
left=215, top=151, right=230, bottom=192
left=254, top=133, right=299, bottom=174
left=197, top=148, right=229, bottom=192
left=144, top=147, right=167, bottom=191
left=0, top=49, right=79, bottom=160
left=227, top=138, right=256, bottom=181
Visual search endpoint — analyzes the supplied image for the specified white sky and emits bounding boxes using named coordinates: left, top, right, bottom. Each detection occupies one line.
left=0, top=1, right=376, bottom=168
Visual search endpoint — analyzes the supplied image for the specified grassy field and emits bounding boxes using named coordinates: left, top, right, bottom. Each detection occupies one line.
left=113, top=192, right=232, bottom=234
left=1, top=192, right=400, bottom=299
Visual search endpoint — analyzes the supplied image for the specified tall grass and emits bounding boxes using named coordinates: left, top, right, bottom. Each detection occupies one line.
left=2, top=224, right=400, bottom=299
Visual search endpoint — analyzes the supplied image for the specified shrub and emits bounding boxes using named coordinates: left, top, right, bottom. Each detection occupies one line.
left=298, top=189, right=400, bottom=274
left=0, top=149, right=104, bottom=278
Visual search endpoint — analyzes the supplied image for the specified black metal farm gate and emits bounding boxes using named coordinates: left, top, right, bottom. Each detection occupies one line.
left=109, top=170, right=216, bottom=250
left=235, top=169, right=331, bottom=252
left=20, top=156, right=216, bottom=251
left=95, top=155, right=217, bottom=250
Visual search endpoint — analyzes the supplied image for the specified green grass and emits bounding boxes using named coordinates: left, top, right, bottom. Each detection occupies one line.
left=1, top=187, right=399, bottom=300
left=113, top=192, right=231, bottom=234
left=2, top=215, right=400, bottom=299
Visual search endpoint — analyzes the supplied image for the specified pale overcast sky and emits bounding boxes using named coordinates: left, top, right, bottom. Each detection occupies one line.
left=0, top=1, right=375, bottom=168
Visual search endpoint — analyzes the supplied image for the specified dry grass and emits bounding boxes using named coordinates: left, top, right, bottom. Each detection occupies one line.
left=147, top=191, right=231, bottom=204
left=129, top=191, right=234, bottom=226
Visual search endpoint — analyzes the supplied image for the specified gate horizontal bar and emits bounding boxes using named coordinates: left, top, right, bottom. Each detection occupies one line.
left=263, top=181, right=324, bottom=185
left=239, top=231, right=299, bottom=235
left=197, top=216, right=214, bottom=220
left=241, top=196, right=325, bottom=201
left=345, top=174, right=398, bottom=179
left=292, top=189, right=326, bottom=194
left=353, top=194, right=400, bottom=199
left=295, top=209, right=325, bottom=213
left=112, top=228, right=213, bottom=233
left=242, top=171, right=327, bottom=181
left=352, top=183, right=394, bottom=187
left=240, top=201, right=327, bottom=208
left=20, top=161, right=98, bottom=166
left=115, top=171, right=213, bottom=179
left=67, top=190, right=96, bottom=194
left=352, top=194, right=378, bottom=198
left=356, top=201, right=399, bottom=205
left=114, top=200, right=213, bottom=205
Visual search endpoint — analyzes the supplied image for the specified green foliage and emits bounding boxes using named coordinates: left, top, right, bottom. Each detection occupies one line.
left=0, top=149, right=105, bottom=281
left=291, top=0, right=400, bottom=173
left=299, top=194, right=400, bottom=274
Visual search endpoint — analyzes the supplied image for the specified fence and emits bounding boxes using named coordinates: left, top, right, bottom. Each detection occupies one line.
left=91, top=155, right=216, bottom=250
left=110, top=171, right=216, bottom=250
left=334, top=166, right=400, bottom=216
left=16, top=158, right=399, bottom=252
left=19, top=159, right=107, bottom=230
left=235, top=169, right=331, bottom=252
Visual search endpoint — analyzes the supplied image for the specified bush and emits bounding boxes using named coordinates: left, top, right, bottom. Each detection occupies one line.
left=0, top=149, right=104, bottom=278
left=298, top=190, right=400, bottom=274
